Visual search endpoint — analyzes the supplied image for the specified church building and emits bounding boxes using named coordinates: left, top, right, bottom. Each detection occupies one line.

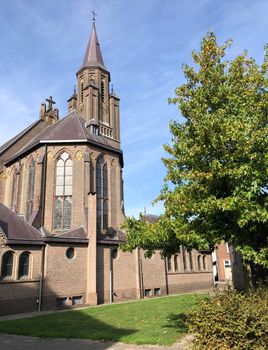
left=0, top=20, right=213, bottom=316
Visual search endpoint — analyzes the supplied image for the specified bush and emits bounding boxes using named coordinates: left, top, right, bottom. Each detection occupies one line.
left=187, top=287, right=268, bottom=350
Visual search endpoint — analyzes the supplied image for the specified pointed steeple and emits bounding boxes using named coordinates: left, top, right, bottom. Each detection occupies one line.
left=82, top=22, right=106, bottom=70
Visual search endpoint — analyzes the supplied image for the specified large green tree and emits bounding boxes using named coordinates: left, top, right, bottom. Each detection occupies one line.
left=123, top=33, right=268, bottom=272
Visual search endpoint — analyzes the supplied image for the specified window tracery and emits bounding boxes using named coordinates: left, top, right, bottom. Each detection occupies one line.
left=54, top=152, right=72, bottom=230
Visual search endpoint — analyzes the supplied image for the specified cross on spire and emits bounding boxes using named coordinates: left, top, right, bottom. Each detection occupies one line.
left=46, top=96, right=56, bottom=110
left=91, top=10, right=97, bottom=23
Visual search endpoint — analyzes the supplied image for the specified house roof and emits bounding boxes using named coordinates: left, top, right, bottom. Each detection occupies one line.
left=0, top=202, right=42, bottom=243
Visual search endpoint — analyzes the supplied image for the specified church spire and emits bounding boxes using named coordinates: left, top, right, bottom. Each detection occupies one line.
left=82, top=19, right=106, bottom=70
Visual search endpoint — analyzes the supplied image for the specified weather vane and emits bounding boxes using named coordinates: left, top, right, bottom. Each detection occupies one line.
left=91, top=10, right=97, bottom=23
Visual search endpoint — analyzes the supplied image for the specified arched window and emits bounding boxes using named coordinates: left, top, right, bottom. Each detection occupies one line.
left=96, top=156, right=108, bottom=232
left=26, top=160, right=35, bottom=221
left=189, top=251, right=193, bottom=271
left=18, top=252, right=30, bottom=279
left=80, top=80, right=84, bottom=103
left=197, top=255, right=201, bottom=270
left=167, top=256, right=172, bottom=272
left=203, top=255, right=206, bottom=270
left=1, top=251, right=14, bottom=278
left=10, top=171, right=17, bottom=210
left=54, top=152, right=73, bottom=230
left=182, top=247, right=187, bottom=271
left=89, top=159, right=95, bottom=193
left=174, top=255, right=179, bottom=272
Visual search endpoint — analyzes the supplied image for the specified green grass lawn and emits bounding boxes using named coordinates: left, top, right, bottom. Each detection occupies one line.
left=0, top=293, right=206, bottom=345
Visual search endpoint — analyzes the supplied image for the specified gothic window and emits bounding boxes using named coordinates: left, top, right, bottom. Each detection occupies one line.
left=174, top=255, right=179, bottom=272
left=189, top=251, right=193, bottom=271
left=101, top=80, right=105, bottom=102
left=80, top=80, right=84, bottom=103
left=18, top=252, right=30, bottom=279
left=167, top=256, right=172, bottom=272
left=26, top=160, right=35, bottom=221
left=96, top=156, right=108, bottom=232
left=182, top=248, right=187, bottom=271
left=203, top=255, right=206, bottom=270
left=10, top=171, right=17, bottom=210
left=54, top=152, right=72, bottom=230
left=197, top=255, right=201, bottom=270
left=89, top=160, right=95, bottom=193
left=1, top=251, right=14, bottom=278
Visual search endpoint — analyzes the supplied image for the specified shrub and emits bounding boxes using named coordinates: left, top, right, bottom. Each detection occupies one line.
left=187, top=287, right=268, bottom=350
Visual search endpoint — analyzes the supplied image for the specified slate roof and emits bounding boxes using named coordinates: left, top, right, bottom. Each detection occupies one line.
left=5, top=110, right=123, bottom=166
left=82, top=22, right=107, bottom=70
left=52, top=226, right=87, bottom=239
left=0, top=202, right=42, bottom=243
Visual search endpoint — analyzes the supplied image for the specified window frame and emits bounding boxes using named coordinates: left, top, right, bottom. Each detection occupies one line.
left=1, top=251, right=15, bottom=279
left=53, top=152, right=73, bottom=231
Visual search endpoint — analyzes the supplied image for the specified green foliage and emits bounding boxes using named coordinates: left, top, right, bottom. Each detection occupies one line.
left=123, top=32, right=268, bottom=268
left=187, top=287, right=268, bottom=350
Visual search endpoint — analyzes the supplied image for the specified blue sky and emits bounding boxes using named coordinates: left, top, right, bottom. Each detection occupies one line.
left=0, top=0, right=267, bottom=217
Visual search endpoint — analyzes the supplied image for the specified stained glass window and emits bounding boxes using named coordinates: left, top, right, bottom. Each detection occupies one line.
left=1, top=252, right=14, bottom=278
left=26, top=160, right=35, bottom=221
left=96, top=156, right=109, bottom=232
left=167, top=256, right=172, bottom=272
left=54, top=152, right=72, bottom=230
left=10, top=172, right=16, bottom=209
left=18, top=252, right=30, bottom=278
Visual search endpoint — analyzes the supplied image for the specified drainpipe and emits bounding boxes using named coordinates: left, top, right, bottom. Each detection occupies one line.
left=138, top=248, right=144, bottom=299
left=38, top=244, right=45, bottom=312
left=109, top=245, right=113, bottom=303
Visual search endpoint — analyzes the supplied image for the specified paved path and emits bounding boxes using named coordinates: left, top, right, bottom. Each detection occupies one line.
left=0, top=334, right=193, bottom=350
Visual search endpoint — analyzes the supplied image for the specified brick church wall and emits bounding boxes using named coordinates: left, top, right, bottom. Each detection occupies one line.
left=42, top=243, right=88, bottom=310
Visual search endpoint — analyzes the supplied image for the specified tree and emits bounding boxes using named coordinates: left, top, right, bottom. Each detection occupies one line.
left=122, top=33, right=268, bottom=273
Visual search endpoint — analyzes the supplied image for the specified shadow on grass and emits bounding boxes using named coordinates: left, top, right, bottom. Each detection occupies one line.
left=164, top=313, right=188, bottom=334
left=0, top=309, right=137, bottom=348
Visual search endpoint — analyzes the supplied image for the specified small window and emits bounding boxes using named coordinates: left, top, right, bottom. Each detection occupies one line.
left=56, top=297, right=67, bottom=307
left=72, top=296, right=83, bottom=305
left=197, top=255, right=201, bottom=270
left=189, top=251, right=193, bottom=271
left=66, top=247, right=75, bottom=259
left=203, top=255, right=206, bottom=270
left=1, top=251, right=14, bottom=278
left=154, top=288, right=161, bottom=296
left=18, top=252, right=30, bottom=279
left=174, top=255, right=178, bottom=272
left=144, top=289, right=152, bottom=297
left=224, top=260, right=231, bottom=268
left=101, top=81, right=105, bottom=102
left=182, top=248, right=187, bottom=271
left=111, top=248, right=118, bottom=259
